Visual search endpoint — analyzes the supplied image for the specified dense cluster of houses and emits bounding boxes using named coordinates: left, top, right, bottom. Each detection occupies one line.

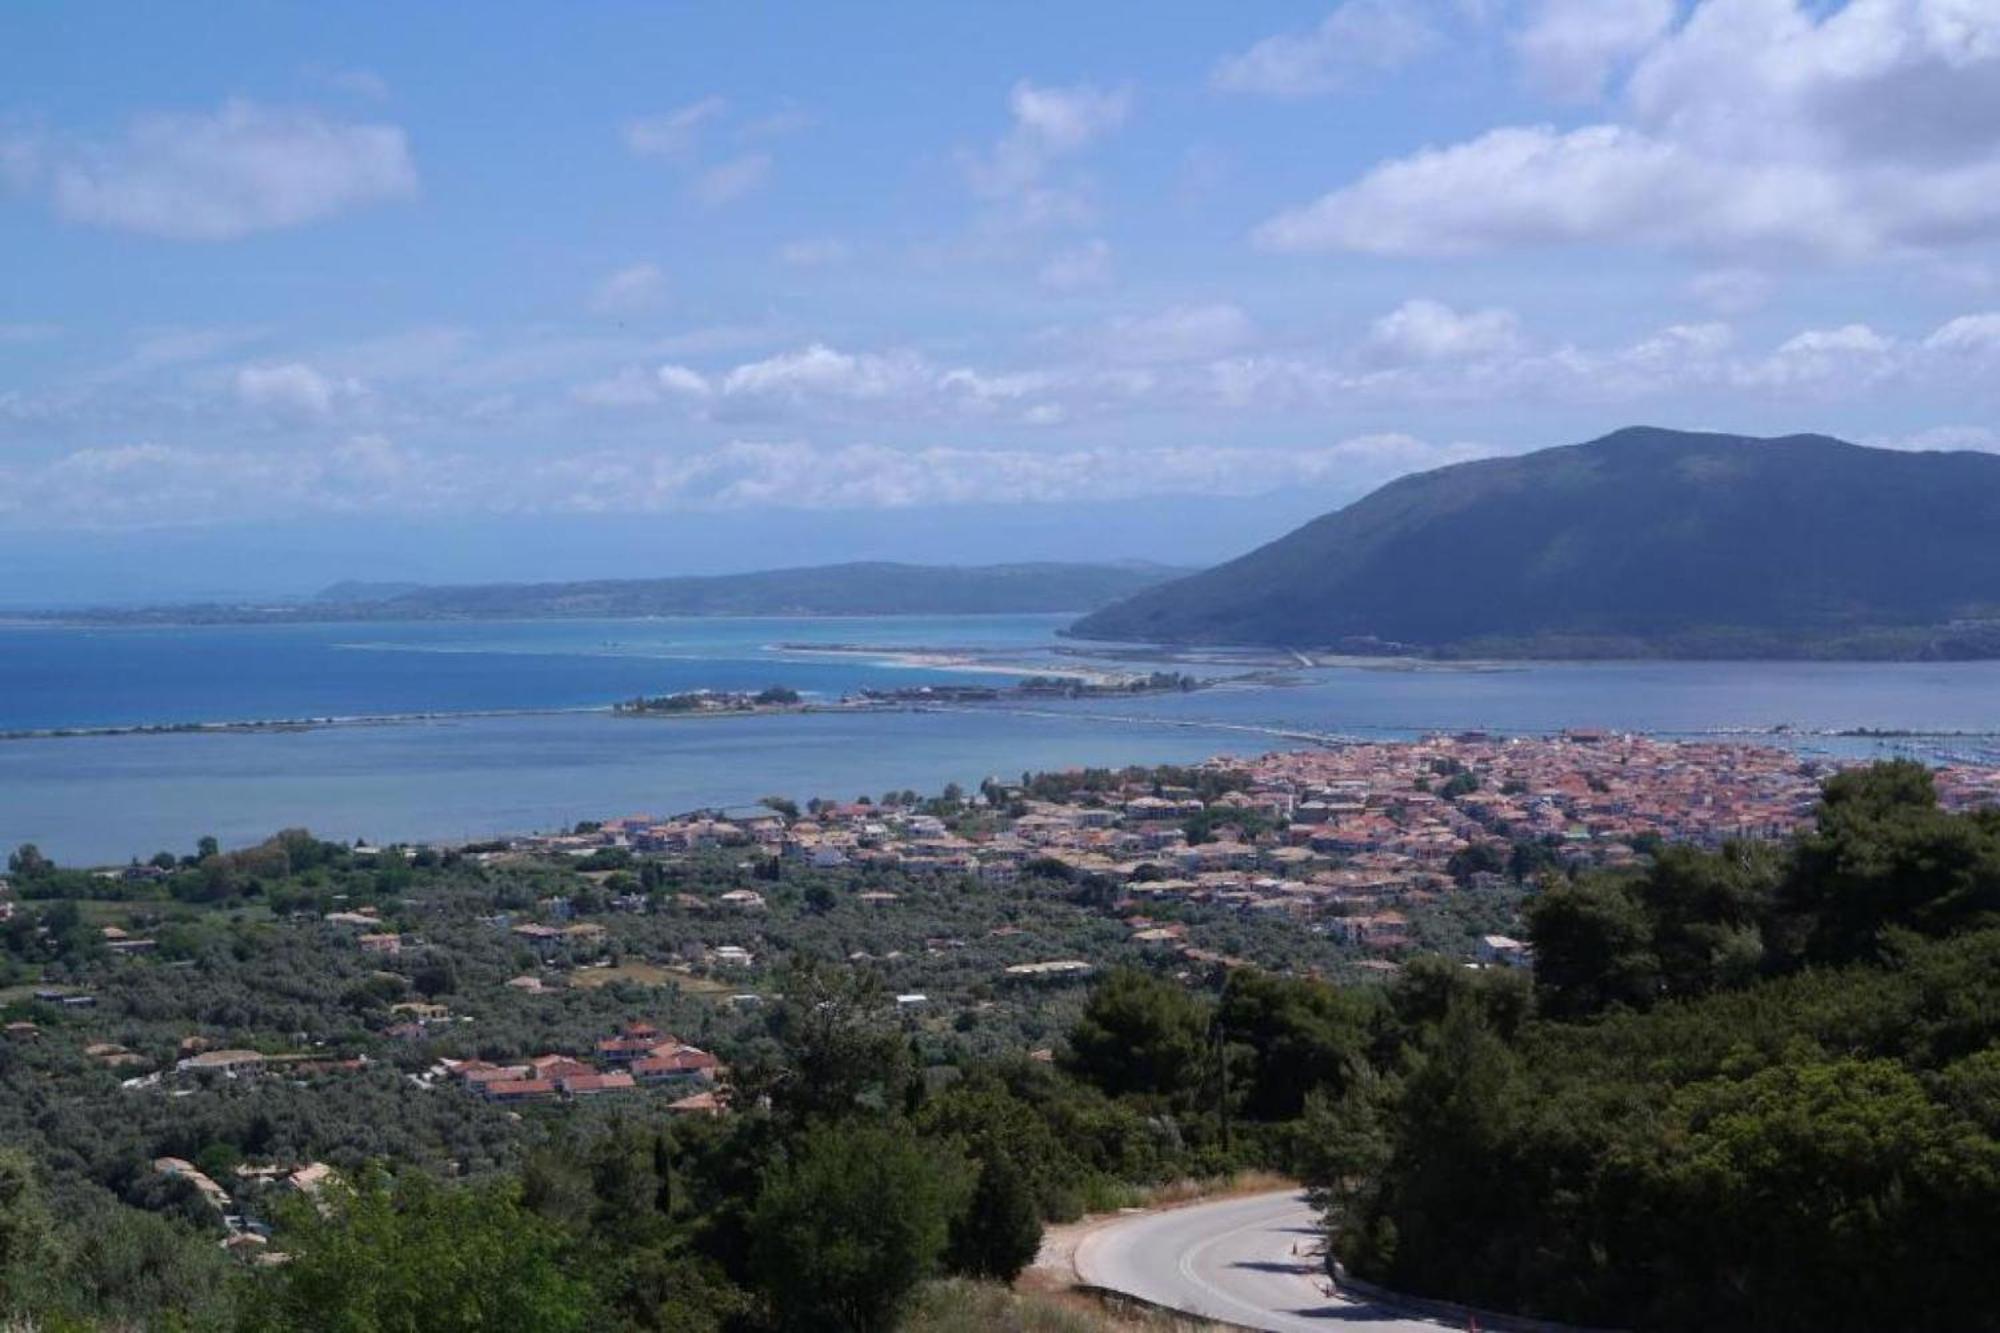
left=440, top=1021, right=723, bottom=1112
left=490, top=734, right=2000, bottom=959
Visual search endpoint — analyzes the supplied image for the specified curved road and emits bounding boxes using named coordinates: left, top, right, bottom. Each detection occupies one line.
left=1073, top=1189, right=1457, bottom=1333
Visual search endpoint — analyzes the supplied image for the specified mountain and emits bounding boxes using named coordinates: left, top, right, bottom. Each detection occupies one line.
left=1068, top=427, right=2000, bottom=659
left=55, top=561, right=1191, bottom=624
left=311, top=580, right=426, bottom=604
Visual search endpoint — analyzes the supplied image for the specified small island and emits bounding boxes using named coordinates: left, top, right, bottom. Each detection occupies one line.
left=614, top=686, right=804, bottom=716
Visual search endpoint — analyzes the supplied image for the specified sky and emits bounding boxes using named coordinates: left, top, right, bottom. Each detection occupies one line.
left=5, top=0, right=2000, bottom=602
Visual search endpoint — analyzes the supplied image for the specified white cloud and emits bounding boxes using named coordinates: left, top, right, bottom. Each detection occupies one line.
left=1366, top=299, right=1523, bottom=361
left=1213, top=2, right=1435, bottom=98
left=1038, top=239, right=1113, bottom=292
left=655, top=364, right=713, bottom=398
left=233, top=361, right=361, bottom=416
left=1006, top=82, right=1132, bottom=153
left=1256, top=123, right=1857, bottom=256
left=572, top=362, right=714, bottom=409
left=963, top=80, right=1131, bottom=228
left=1736, top=323, right=1898, bottom=388
left=1257, top=0, right=2000, bottom=258
left=1924, top=311, right=2000, bottom=355
left=778, top=237, right=850, bottom=267
left=1100, top=303, right=1256, bottom=363
left=0, top=433, right=1501, bottom=529
left=623, top=97, right=727, bottom=164
left=691, top=153, right=771, bottom=208
left=1512, top=0, right=1675, bottom=101
left=591, top=262, right=667, bottom=315
left=721, top=344, right=930, bottom=402
left=4, top=100, right=416, bottom=240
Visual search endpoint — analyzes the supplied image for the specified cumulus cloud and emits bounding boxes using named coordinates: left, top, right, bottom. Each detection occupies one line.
left=1734, top=323, right=1899, bottom=389
left=1925, top=311, right=2000, bottom=355
left=1258, top=0, right=2000, bottom=258
left=1366, top=299, right=1523, bottom=361
left=1511, top=0, right=1675, bottom=101
left=1099, top=303, right=1256, bottom=363
left=0, top=433, right=1501, bottom=529
left=591, top=262, right=667, bottom=314
left=1213, top=1, right=1435, bottom=98
left=233, top=361, right=361, bottom=416
left=3, top=100, right=416, bottom=240
left=962, top=80, right=1132, bottom=227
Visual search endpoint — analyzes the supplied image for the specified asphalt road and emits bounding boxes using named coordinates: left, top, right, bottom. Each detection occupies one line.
left=1073, top=1189, right=1459, bottom=1333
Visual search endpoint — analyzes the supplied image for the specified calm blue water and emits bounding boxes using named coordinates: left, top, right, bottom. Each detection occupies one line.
left=4, top=616, right=1998, bottom=863
left=0, top=616, right=1057, bottom=731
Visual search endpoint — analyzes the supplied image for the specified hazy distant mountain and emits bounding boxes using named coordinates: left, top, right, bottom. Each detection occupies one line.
left=311, top=581, right=427, bottom=604
left=57, top=561, right=1192, bottom=624
left=1069, top=427, right=2000, bottom=659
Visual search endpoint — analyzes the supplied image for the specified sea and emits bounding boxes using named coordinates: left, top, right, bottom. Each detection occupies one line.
left=4, top=614, right=1999, bottom=864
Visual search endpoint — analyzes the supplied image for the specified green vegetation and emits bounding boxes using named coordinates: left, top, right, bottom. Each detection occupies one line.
left=55, top=561, right=1192, bottom=624
left=1319, top=761, right=2000, bottom=1330
left=1069, top=427, right=2000, bottom=658
left=618, top=687, right=804, bottom=715
left=3, top=761, right=1997, bottom=1329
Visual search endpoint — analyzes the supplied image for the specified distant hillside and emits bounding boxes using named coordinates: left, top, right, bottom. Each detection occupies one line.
left=1068, top=428, right=2000, bottom=660
left=56, top=561, right=1191, bottom=624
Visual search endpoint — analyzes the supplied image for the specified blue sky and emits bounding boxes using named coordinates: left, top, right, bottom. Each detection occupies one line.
left=4, top=1, right=2000, bottom=600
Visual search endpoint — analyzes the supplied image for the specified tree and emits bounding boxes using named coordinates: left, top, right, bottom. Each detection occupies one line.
left=945, top=1154, right=1041, bottom=1282
left=0, top=1150, right=52, bottom=1310
left=1525, top=875, right=1659, bottom=1018
left=6, top=844, right=50, bottom=880
left=250, top=1171, right=596, bottom=1332
left=1218, top=969, right=1376, bottom=1119
left=767, top=960, right=914, bottom=1122
left=749, top=1122, right=971, bottom=1333
left=1780, top=760, right=2000, bottom=965
left=1064, top=968, right=1209, bottom=1103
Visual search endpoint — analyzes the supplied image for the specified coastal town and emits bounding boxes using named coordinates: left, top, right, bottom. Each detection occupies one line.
left=490, top=731, right=2000, bottom=962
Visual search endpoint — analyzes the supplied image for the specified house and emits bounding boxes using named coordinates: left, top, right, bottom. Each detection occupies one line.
left=1478, top=934, right=1533, bottom=969
left=667, top=1089, right=725, bottom=1116
left=529, top=1055, right=596, bottom=1082
left=153, top=1158, right=232, bottom=1214
left=631, top=1047, right=720, bottom=1085
left=357, top=932, right=402, bottom=956
left=717, top=889, right=766, bottom=911
left=484, top=1078, right=558, bottom=1103
left=178, top=1048, right=267, bottom=1076
left=1002, top=959, right=1094, bottom=982
left=560, top=1071, right=637, bottom=1097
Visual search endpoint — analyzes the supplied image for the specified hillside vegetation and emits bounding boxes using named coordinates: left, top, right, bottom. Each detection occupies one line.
left=57, top=562, right=1189, bottom=624
left=1069, top=427, right=2000, bottom=658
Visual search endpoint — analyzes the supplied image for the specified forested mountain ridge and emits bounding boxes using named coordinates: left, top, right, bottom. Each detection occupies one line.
left=45, top=561, right=1191, bottom=623
left=1068, top=427, right=2000, bottom=658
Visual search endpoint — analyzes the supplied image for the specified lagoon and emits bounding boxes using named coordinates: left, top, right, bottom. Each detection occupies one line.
left=4, top=615, right=1998, bottom=863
